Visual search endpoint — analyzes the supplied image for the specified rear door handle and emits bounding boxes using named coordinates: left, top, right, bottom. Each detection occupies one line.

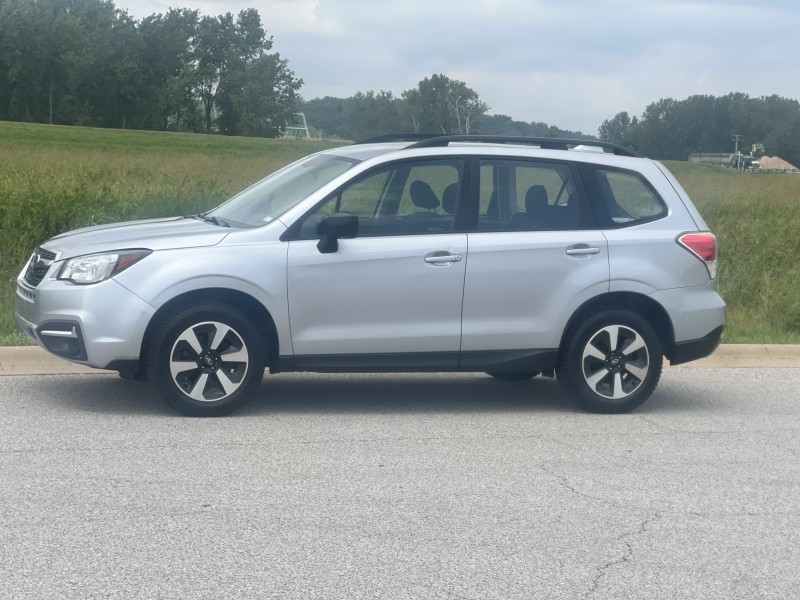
left=566, top=245, right=600, bottom=256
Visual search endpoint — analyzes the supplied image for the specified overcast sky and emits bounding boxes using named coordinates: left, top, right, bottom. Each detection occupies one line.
left=119, top=0, right=800, bottom=135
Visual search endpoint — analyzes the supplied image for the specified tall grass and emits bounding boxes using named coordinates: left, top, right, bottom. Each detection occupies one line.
left=665, top=161, right=800, bottom=342
left=0, top=122, right=342, bottom=343
left=2, top=122, right=799, bottom=344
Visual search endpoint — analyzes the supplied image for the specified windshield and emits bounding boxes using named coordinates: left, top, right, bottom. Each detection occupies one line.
left=206, top=154, right=360, bottom=227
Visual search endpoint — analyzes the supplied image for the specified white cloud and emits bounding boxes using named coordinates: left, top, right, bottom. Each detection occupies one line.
left=117, top=0, right=800, bottom=134
left=258, top=0, right=341, bottom=34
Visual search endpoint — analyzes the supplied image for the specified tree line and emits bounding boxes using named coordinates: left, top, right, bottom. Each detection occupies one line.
left=0, top=0, right=302, bottom=136
left=2, top=1, right=799, bottom=165
left=0, top=0, right=590, bottom=143
left=300, top=73, right=589, bottom=141
left=599, top=93, right=800, bottom=167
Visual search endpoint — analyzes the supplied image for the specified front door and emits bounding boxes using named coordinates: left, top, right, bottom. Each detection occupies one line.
left=286, top=158, right=467, bottom=368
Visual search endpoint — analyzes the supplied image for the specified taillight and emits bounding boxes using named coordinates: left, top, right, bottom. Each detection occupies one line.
left=678, top=232, right=717, bottom=279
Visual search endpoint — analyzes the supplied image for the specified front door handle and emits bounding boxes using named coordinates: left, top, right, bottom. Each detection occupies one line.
left=424, top=252, right=462, bottom=264
left=566, top=245, right=600, bottom=256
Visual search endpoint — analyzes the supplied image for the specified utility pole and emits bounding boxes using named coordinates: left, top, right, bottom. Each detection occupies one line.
left=732, top=133, right=742, bottom=153
left=732, top=134, right=742, bottom=169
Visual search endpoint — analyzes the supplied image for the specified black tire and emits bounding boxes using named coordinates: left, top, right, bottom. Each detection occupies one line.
left=146, top=302, right=266, bottom=416
left=556, top=309, right=662, bottom=413
left=486, top=371, right=539, bottom=381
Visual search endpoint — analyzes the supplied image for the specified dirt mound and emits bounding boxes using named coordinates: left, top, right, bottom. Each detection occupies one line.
left=758, top=156, right=798, bottom=171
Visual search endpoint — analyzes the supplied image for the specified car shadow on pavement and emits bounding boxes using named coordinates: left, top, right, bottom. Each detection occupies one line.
left=243, top=372, right=573, bottom=416
left=31, top=371, right=701, bottom=417
left=36, top=372, right=573, bottom=416
left=243, top=372, right=706, bottom=416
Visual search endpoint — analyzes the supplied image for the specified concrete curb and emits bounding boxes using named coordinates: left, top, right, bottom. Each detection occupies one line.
left=1, top=344, right=799, bottom=376
left=0, top=346, right=114, bottom=376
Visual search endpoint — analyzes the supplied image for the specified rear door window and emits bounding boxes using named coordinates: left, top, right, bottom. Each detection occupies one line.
left=477, top=159, right=583, bottom=231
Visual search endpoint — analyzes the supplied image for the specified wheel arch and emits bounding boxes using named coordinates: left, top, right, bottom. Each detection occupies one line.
left=140, top=288, right=280, bottom=373
left=559, top=292, right=676, bottom=361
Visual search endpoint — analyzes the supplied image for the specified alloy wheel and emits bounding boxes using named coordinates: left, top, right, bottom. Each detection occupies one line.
left=580, top=324, right=650, bottom=400
left=168, top=321, right=250, bottom=402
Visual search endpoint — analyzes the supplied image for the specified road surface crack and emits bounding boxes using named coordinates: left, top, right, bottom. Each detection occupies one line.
left=538, top=463, right=620, bottom=508
left=584, top=512, right=661, bottom=598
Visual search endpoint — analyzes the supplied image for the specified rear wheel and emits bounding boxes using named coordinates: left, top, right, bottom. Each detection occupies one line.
left=557, top=309, right=662, bottom=413
left=146, top=303, right=266, bottom=416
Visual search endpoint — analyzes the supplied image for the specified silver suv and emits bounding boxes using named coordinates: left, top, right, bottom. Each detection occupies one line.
left=15, top=135, right=725, bottom=416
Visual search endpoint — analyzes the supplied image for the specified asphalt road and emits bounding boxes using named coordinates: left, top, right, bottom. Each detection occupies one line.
left=1, top=369, right=799, bottom=599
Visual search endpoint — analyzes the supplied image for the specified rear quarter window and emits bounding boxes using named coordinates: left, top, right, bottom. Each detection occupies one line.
left=581, top=165, right=667, bottom=227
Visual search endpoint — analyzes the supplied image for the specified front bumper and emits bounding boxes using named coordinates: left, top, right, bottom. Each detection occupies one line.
left=15, top=315, right=88, bottom=361
left=15, top=275, right=155, bottom=370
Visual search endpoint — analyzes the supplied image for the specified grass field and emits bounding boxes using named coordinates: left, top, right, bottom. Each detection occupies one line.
left=2, top=121, right=799, bottom=345
left=663, top=161, right=800, bottom=343
left=0, top=122, right=342, bottom=344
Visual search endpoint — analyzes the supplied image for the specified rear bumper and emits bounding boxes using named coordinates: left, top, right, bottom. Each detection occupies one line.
left=670, top=325, right=725, bottom=365
left=649, top=281, right=726, bottom=364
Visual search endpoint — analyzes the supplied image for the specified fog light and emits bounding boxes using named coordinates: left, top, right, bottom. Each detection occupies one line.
left=37, top=322, right=87, bottom=361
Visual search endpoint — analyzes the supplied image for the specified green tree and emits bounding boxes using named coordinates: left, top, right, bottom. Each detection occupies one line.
left=225, top=53, right=303, bottom=137
left=443, top=78, right=489, bottom=134
left=400, top=87, right=423, bottom=132
left=194, top=12, right=238, bottom=133
left=405, top=74, right=453, bottom=133
left=63, top=0, right=132, bottom=127
left=608, top=93, right=800, bottom=165
left=480, top=114, right=592, bottom=138
left=598, top=111, right=636, bottom=146
left=135, top=8, right=199, bottom=131
left=401, top=74, right=489, bottom=134
left=0, top=0, right=82, bottom=122
left=759, top=95, right=800, bottom=166
left=301, top=96, right=350, bottom=138
left=341, top=90, right=404, bottom=141
left=193, top=9, right=300, bottom=136
left=0, top=1, right=302, bottom=137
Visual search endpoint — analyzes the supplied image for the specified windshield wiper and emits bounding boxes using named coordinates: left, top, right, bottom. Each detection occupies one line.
left=191, top=213, right=231, bottom=228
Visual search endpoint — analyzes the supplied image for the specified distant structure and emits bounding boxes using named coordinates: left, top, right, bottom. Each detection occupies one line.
left=688, top=153, right=739, bottom=167
left=689, top=150, right=797, bottom=172
left=284, top=112, right=310, bottom=139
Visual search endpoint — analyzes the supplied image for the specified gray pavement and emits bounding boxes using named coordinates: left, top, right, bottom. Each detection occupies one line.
left=1, top=343, right=800, bottom=375
left=1, top=368, right=799, bottom=599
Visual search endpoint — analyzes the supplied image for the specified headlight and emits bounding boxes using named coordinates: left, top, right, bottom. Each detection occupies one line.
left=58, top=250, right=151, bottom=284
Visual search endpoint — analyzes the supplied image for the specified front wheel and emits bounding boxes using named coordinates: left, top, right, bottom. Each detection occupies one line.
left=146, top=303, right=266, bottom=416
left=557, top=309, right=662, bottom=413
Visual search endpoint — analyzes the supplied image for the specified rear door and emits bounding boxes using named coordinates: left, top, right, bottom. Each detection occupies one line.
left=460, top=158, right=609, bottom=359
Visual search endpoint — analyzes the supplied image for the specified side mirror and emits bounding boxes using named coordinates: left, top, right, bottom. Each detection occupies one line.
left=316, top=212, right=359, bottom=254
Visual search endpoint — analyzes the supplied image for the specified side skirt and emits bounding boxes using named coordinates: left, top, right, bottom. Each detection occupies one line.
left=272, top=349, right=558, bottom=374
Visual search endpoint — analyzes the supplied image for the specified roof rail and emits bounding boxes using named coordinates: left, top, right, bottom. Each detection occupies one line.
left=355, top=133, right=441, bottom=144
left=407, top=135, right=640, bottom=157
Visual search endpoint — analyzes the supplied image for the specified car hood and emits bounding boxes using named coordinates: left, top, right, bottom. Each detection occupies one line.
left=43, top=217, right=231, bottom=260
